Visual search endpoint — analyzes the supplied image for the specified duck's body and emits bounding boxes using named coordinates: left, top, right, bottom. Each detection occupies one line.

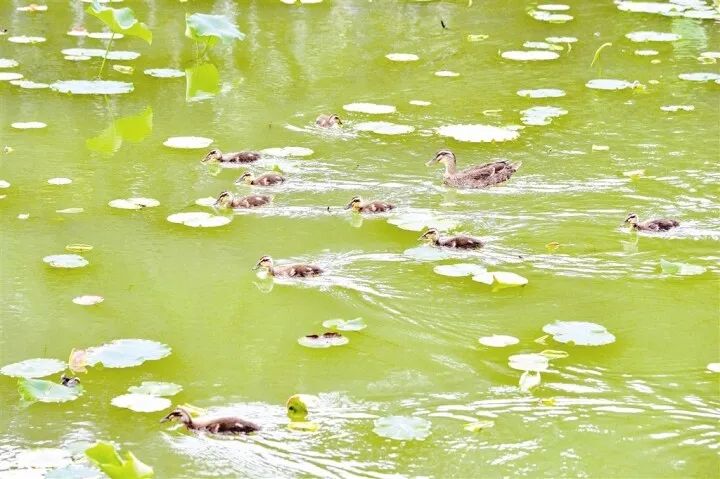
left=420, top=228, right=484, bottom=249
left=254, top=255, right=323, bottom=278
left=427, top=150, right=520, bottom=189
left=237, top=171, right=285, bottom=186
left=214, top=191, right=272, bottom=209
left=625, top=213, right=679, bottom=232
left=345, top=196, right=395, bottom=213
left=161, top=407, right=259, bottom=435
left=203, top=149, right=260, bottom=164
left=315, top=114, right=342, bottom=128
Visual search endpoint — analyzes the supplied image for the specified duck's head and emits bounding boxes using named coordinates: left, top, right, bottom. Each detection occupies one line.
left=426, top=149, right=455, bottom=167
left=328, top=114, right=342, bottom=126
left=624, top=213, right=639, bottom=226
left=237, top=171, right=254, bottom=185
left=202, top=149, right=223, bottom=163
left=214, top=191, right=234, bottom=207
left=344, top=196, right=362, bottom=211
left=253, top=255, right=274, bottom=271
left=419, top=228, right=440, bottom=243
left=160, top=407, right=192, bottom=424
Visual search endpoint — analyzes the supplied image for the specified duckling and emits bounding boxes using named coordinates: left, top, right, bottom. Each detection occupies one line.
left=315, top=114, right=342, bottom=128
left=624, top=213, right=679, bottom=232
left=426, top=149, right=521, bottom=188
left=60, top=374, right=80, bottom=388
left=202, top=149, right=260, bottom=164
left=160, top=407, right=259, bottom=435
left=214, top=191, right=272, bottom=209
left=236, top=171, right=285, bottom=186
left=344, top=196, right=395, bottom=213
left=419, top=228, right=484, bottom=249
left=253, top=255, right=323, bottom=278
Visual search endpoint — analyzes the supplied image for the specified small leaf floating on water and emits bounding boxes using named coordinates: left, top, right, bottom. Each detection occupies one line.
left=17, top=4, right=49, bottom=12
left=144, top=68, right=185, bottom=78
left=66, top=243, right=93, bottom=253
left=472, top=271, right=529, bottom=288
left=707, top=363, right=720, bottom=373
left=354, top=121, right=415, bottom=135
left=534, top=335, right=549, bottom=345
left=297, top=332, right=349, bottom=348
left=508, top=353, right=549, bottom=372
left=259, top=146, right=313, bottom=157
left=546, top=36, right=577, bottom=43
left=287, top=421, right=320, bottom=432
left=8, top=36, right=47, bottom=44
left=436, top=124, right=519, bottom=143
left=163, top=136, right=213, bottom=149
left=18, top=378, right=84, bottom=403
left=166, top=212, right=231, bottom=228
left=478, top=335, right=519, bottom=347
left=519, top=370, right=542, bottom=392
left=1, top=358, right=67, bottom=378
left=634, top=49, right=659, bottom=56
left=51, top=80, right=134, bottom=95
left=592, top=144, right=610, bottom=151
left=434, top=70, right=460, bottom=77
left=11, top=121, right=47, bottom=129
left=373, top=416, right=432, bottom=441
left=59, top=49, right=141, bottom=61
left=545, top=241, right=561, bottom=251
left=660, top=105, right=694, bottom=112
left=409, top=100, right=431, bottom=106
left=467, top=34, right=489, bottom=42
left=542, top=321, right=616, bottom=346
left=17, top=213, right=30, bottom=220
left=622, top=169, right=645, bottom=179
left=0, top=59, right=19, bottom=68
left=659, top=259, right=707, bottom=276
left=87, top=31, right=125, bottom=40
left=322, top=318, right=367, bottom=331
left=625, top=31, right=681, bottom=42
left=385, top=53, right=419, bottom=62
left=112, top=64, right=134, bottom=75
left=586, top=79, right=642, bottom=91
left=86, top=339, right=171, bottom=368
left=48, top=177, right=72, bottom=185
left=0, top=72, right=24, bottom=81
left=108, top=198, right=160, bottom=209
left=520, top=106, right=567, bottom=126
left=72, top=295, right=104, bottom=306
left=342, top=103, right=396, bottom=114
left=127, top=381, right=182, bottom=397
left=43, top=254, right=89, bottom=269
left=517, top=88, right=566, bottom=98
left=539, top=349, right=569, bottom=359
left=111, top=394, right=172, bottom=413
left=10, top=79, right=50, bottom=89
left=434, top=263, right=487, bottom=277
left=0, top=180, right=10, bottom=188
left=464, top=420, right=495, bottom=432
left=678, top=72, right=720, bottom=82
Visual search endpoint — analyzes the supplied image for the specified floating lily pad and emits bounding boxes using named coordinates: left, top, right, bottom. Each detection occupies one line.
left=287, top=421, right=320, bottom=432
left=625, top=31, right=681, bottom=42
left=43, top=254, right=89, bottom=268
left=51, top=80, right=134, bottom=95
left=434, top=70, right=460, bottom=77
left=659, top=259, right=707, bottom=276
left=520, top=106, right=567, bottom=126
left=409, top=100, right=431, bottom=106
left=86, top=339, right=171, bottom=368
left=298, top=332, right=349, bottom=348
left=537, top=3, right=570, bottom=10
left=127, top=381, right=182, bottom=396
left=539, top=349, right=569, bottom=359
left=542, top=321, right=616, bottom=346
left=87, top=32, right=125, bottom=40
left=322, top=318, right=367, bottom=331
left=436, top=124, right=519, bottom=143
left=464, top=420, right=495, bottom=432
left=64, top=55, right=92, bottom=62
left=48, top=177, right=72, bottom=185
left=18, top=378, right=83, bottom=403
left=517, top=88, right=565, bottom=98
left=373, top=416, right=431, bottom=441
left=68, top=349, right=88, bottom=374
left=108, top=198, right=160, bottom=209
left=546, top=36, right=577, bottom=43
left=0, top=58, right=19, bottom=68
left=144, top=68, right=185, bottom=78
left=8, top=36, right=46, bottom=43
left=10, top=79, right=49, bottom=89
left=634, top=49, right=659, bottom=56
left=523, top=41, right=562, bottom=50
left=111, top=393, right=172, bottom=412
left=508, top=353, right=549, bottom=372
left=354, top=121, right=414, bottom=135
left=616, top=1, right=685, bottom=14
left=585, top=79, right=640, bottom=90
left=11, top=121, right=47, bottom=129
left=386, top=53, right=419, bottom=62
left=73, top=295, right=104, bottom=306
left=1, top=358, right=66, bottom=378
left=678, top=72, right=720, bottom=82
left=15, top=448, right=72, bottom=470
left=434, top=263, right=486, bottom=277
left=661, top=105, right=694, bottom=112
left=0, top=72, right=23, bottom=81
left=467, top=34, right=489, bottom=42
left=342, top=103, right=396, bottom=114
left=707, top=363, right=720, bottom=373
left=529, top=10, right=573, bottom=22
left=260, top=146, right=313, bottom=157
left=0, top=180, right=10, bottom=188
left=478, top=335, right=519, bottom=347
left=60, top=48, right=140, bottom=60
left=166, top=212, right=231, bottom=228
left=112, top=65, right=134, bottom=75
left=472, top=271, right=528, bottom=287
left=163, top=136, right=213, bottom=149
left=622, top=169, right=645, bottom=178
left=17, top=4, right=48, bottom=12
left=388, top=212, right=457, bottom=232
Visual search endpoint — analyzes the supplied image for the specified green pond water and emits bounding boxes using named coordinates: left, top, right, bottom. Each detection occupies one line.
left=1, top=0, right=719, bottom=477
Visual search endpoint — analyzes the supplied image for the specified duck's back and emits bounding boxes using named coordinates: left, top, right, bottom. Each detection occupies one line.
left=235, top=195, right=271, bottom=208
left=639, top=218, right=679, bottom=231
left=440, top=235, right=484, bottom=249
left=254, top=173, right=285, bottom=186
left=200, top=417, right=260, bottom=434
left=224, top=151, right=261, bottom=163
left=287, top=264, right=323, bottom=277
left=360, top=201, right=394, bottom=213
left=448, top=160, right=520, bottom=188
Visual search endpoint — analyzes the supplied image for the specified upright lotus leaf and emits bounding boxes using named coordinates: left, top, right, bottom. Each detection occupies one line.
left=373, top=416, right=432, bottom=441
left=18, top=378, right=84, bottom=403
left=86, top=3, right=152, bottom=44
left=185, top=13, right=244, bottom=47
left=86, top=442, right=154, bottom=479
left=185, top=63, right=220, bottom=101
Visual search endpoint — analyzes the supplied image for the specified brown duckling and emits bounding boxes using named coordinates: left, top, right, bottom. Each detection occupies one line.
left=426, top=149, right=521, bottom=188
left=253, top=255, right=323, bottom=278
left=345, top=196, right=395, bottom=213
left=236, top=171, right=285, bottom=186
left=419, top=228, right=484, bottom=249
left=202, top=149, right=261, bottom=164
left=161, top=407, right=259, bottom=435
left=624, top=213, right=679, bottom=232
left=214, top=191, right=272, bottom=209
left=315, top=114, right=342, bottom=128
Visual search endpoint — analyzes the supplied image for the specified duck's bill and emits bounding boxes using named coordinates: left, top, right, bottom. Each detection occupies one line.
left=159, top=414, right=172, bottom=423
left=425, top=158, right=438, bottom=166
left=344, top=203, right=353, bottom=210
left=418, top=233, right=429, bottom=240
left=252, top=263, right=261, bottom=270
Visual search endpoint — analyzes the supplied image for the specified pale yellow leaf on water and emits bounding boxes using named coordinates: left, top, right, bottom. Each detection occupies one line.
left=66, top=244, right=93, bottom=253
left=623, top=169, right=645, bottom=178
left=534, top=334, right=549, bottom=345
left=546, top=241, right=560, bottom=251
left=464, top=420, right=495, bottom=432
left=287, top=421, right=320, bottom=432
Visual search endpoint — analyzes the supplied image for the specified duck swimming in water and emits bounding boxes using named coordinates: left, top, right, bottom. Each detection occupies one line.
left=419, top=228, right=484, bottom=249
left=236, top=171, right=285, bottom=186
left=202, top=149, right=260, bottom=164
left=161, top=407, right=259, bottom=435
left=624, top=213, right=679, bottom=232
left=426, top=149, right=521, bottom=188
left=214, top=191, right=272, bottom=209
left=315, top=114, right=342, bottom=128
left=345, top=196, right=395, bottom=213
left=253, top=255, right=323, bottom=278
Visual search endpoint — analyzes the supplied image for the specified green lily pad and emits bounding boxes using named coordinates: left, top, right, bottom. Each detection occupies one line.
left=508, top=353, right=549, bottom=372
left=322, top=318, right=367, bottom=331
left=43, top=254, right=89, bottom=269
left=659, top=259, right=707, bottom=276
left=517, top=88, right=565, bottom=98
left=51, top=80, right=134, bottom=95
left=111, top=393, right=172, bottom=412
left=185, top=13, right=244, bottom=46
left=539, top=349, right=569, bottom=359
left=1, top=358, right=66, bottom=378
left=85, top=441, right=154, bottom=479
left=542, top=321, right=616, bottom=346
left=373, top=416, right=431, bottom=441
left=86, top=3, right=152, bottom=44
left=86, top=339, right=171, bottom=368
left=298, top=332, right=349, bottom=348
left=127, top=381, right=182, bottom=396
left=434, top=263, right=487, bottom=277
left=18, top=378, right=84, bottom=403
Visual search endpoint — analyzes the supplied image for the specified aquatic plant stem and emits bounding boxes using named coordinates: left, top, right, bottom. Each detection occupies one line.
left=96, top=32, right=116, bottom=79
left=590, top=42, right=612, bottom=73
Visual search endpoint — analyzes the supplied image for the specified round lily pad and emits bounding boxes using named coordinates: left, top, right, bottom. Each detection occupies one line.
left=546, top=36, right=577, bottom=43
left=0, top=58, right=19, bottom=68
left=409, top=100, right=431, bottom=106
left=10, top=80, right=49, bottom=89
left=386, top=53, right=419, bottom=62
left=707, top=363, right=720, bottom=373
left=472, top=271, right=528, bottom=287
left=1, top=358, right=66, bottom=378
left=166, top=212, right=231, bottom=228
left=0, top=72, right=23, bottom=81
left=8, top=36, right=46, bottom=44
left=15, top=449, right=71, bottom=469
left=43, top=254, right=89, bottom=268
left=86, top=339, right=171, bottom=368
left=373, top=416, right=431, bottom=441
left=521, top=106, right=567, bottom=126
left=56, top=207, right=83, bottom=215
left=11, top=122, right=47, bottom=129
left=342, top=103, right=396, bottom=114
left=660, top=105, right=694, bottom=112
left=585, top=79, right=639, bottom=90
left=537, top=3, right=570, bottom=10
left=298, top=332, right=349, bottom=348
left=508, top=353, right=549, bottom=372
left=354, top=121, right=414, bottom=135
left=626, top=31, right=681, bottom=42
left=144, top=68, right=185, bottom=78
left=259, top=146, right=313, bottom=157
left=59, top=48, right=140, bottom=60
left=479, top=335, right=519, bottom=347
left=322, top=318, right=367, bottom=331
left=64, top=55, right=92, bottom=62
left=523, top=41, right=561, bottom=50
left=634, top=49, right=659, bottom=56
left=434, top=70, right=460, bottom=77
left=0, top=180, right=10, bottom=188
left=502, top=50, right=559, bottom=61
left=127, top=381, right=182, bottom=396
left=51, top=80, right=133, bottom=95
left=66, top=244, right=93, bottom=253
left=163, top=136, right=213, bottom=149
left=529, top=10, right=573, bottom=22
left=678, top=72, right=720, bottom=82
left=48, top=177, right=72, bottom=185
left=111, top=393, right=171, bottom=412
left=542, top=321, right=616, bottom=346
left=517, top=88, right=565, bottom=98
left=616, top=1, right=685, bottom=14
left=18, top=378, right=83, bottom=403
left=436, top=124, right=519, bottom=143
left=17, top=5, right=49, bottom=12
left=108, top=197, right=160, bottom=209
left=434, top=263, right=487, bottom=277
left=72, top=295, right=104, bottom=306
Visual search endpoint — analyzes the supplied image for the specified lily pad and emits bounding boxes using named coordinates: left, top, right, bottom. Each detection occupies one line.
left=0, top=72, right=23, bottom=81
left=51, top=80, right=134, bottom=95
left=520, top=106, right=567, bottom=126
left=11, top=122, right=47, bottom=129
left=166, top=212, right=231, bottom=228
left=517, top=88, right=565, bottom=98
left=634, top=49, right=659, bottom=56
left=678, top=72, right=720, bottom=82
left=659, top=259, right=707, bottom=276
left=537, top=3, right=570, bottom=10
left=60, top=48, right=141, bottom=60
left=616, top=1, right=685, bottom=14
left=434, top=263, right=486, bottom=277
left=478, top=335, right=519, bottom=347
left=43, top=254, right=89, bottom=269
left=508, top=353, right=549, bottom=372
left=287, top=421, right=320, bottom=432
left=163, top=136, right=213, bottom=149
left=472, top=271, right=528, bottom=287
left=18, top=378, right=83, bottom=403
left=373, top=416, right=431, bottom=441
left=46, top=465, right=102, bottom=479
left=542, top=321, right=616, bottom=346
left=707, top=363, right=720, bottom=373
left=48, top=177, right=72, bottom=185
left=661, top=105, right=694, bottom=112
left=66, top=244, right=93, bottom=253
left=434, top=70, right=460, bottom=77
left=585, top=79, right=640, bottom=90
left=529, top=10, right=573, bottom=22
left=298, top=332, right=349, bottom=348
left=1, top=358, right=66, bottom=378
left=185, top=13, right=245, bottom=46
left=127, top=381, right=182, bottom=397
left=73, top=295, right=104, bottom=306
left=15, top=449, right=72, bottom=469
left=260, top=146, right=313, bottom=157
left=523, top=41, right=562, bottom=50
left=342, top=103, right=396, bottom=114
left=144, top=68, right=185, bottom=78
left=111, top=393, right=171, bottom=412
left=87, top=32, right=124, bottom=40
left=409, top=100, right=431, bottom=106
left=8, top=36, right=46, bottom=43
left=86, top=339, right=171, bottom=368
left=625, top=31, right=681, bottom=42
left=436, top=124, right=519, bottom=143
left=539, top=349, right=569, bottom=359
left=0, top=180, right=10, bottom=188
left=546, top=36, right=577, bottom=43
left=0, top=58, right=19, bottom=68
left=108, top=198, right=160, bottom=209
left=322, top=318, right=367, bottom=331
left=354, top=121, right=414, bottom=135
left=10, top=80, right=49, bottom=89
left=386, top=53, right=419, bottom=62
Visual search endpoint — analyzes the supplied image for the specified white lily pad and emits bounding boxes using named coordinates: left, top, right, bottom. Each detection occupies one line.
left=707, top=363, right=720, bottom=373
left=111, top=393, right=171, bottom=412
left=11, top=121, right=47, bottom=129
left=259, top=146, right=313, bottom=157
left=478, top=335, right=519, bottom=347
left=1, top=358, right=66, bottom=378
left=144, top=68, right=185, bottom=78
left=87, top=31, right=125, bottom=40
left=46, top=465, right=101, bottom=479
left=678, top=72, right=720, bottom=82
left=542, top=321, right=616, bottom=346
left=298, top=332, right=349, bottom=348
left=409, top=100, right=431, bottom=106
left=10, top=79, right=49, bottom=89
left=434, top=263, right=487, bottom=277
left=659, top=259, right=707, bottom=276
left=520, top=106, right=568, bottom=126
left=0, top=180, right=10, bottom=188
left=8, top=36, right=46, bottom=44
left=503, top=50, right=560, bottom=61
left=529, top=10, right=573, bottom=22
left=472, top=271, right=529, bottom=287
left=17, top=213, right=30, bottom=220
left=48, top=177, right=72, bottom=185
left=72, top=295, right=104, bottom=306
left=373, top=416, right=431, bottom=441
left=342, top=103, right=396, bottom=114
left=523, top=41, right=561, bottom=50
left=386, top=53, right=419, bottom=62
left=434, top=70, right=460, bottom=77
left=163, top=136, right=213, bottom=149
left=684, top=9, right=720, bottom=19
left=388, top=212, right=457, bottom=231
left=537, top=3, right=570, bottom=10
left=59, top=48, right=140, bottom=60
left=86, top=339, right=171, bottom=368
left=508, top=353, right=549, bottom=372
left=517, top=88, right=566, bottom=98
left=585, top=79, right=640, bottom=90
left=127, top=381, right=182, bottom=396
left=625, top=31, right=681, bottom=42
left=166, top=212, right=231, bottom=228
left=112, top=65, right=134, bottom=75
left=436, top=124, right=519, bottom=142
left=18, top=378, right=83, bottom=403
left=0, top=58, right=19, bottom=68
left=51, top=80, right=133, bottom=95
left=109, top=197, right=160, bottom=209
left=634, top=49, right=659, bottom=56
left=43, top=254, right=88, bottom=268
left=322, top=318, right=367, bottom=331
left=355, top=121, right=414, bottom=135
left=616, top=1, right=685, bottom=14
left=546, top=36, right=577, bottom=43
left=195, top=197, right=216, bottom=207
left=64, top=55, right=92, bottom=62
left=17, top=5, right=49, bottom=12
left=661, top=105, right=694, bottom=112
left=0, top=72, right=23, bottom=81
